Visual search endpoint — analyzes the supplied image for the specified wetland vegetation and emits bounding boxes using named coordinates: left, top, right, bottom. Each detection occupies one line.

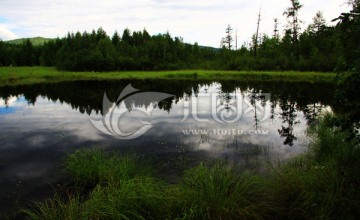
left=0, top=67, right=336, bottom=86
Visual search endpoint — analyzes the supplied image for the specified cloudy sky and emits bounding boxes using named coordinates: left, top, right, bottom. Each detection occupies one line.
left=0, top=0, right=350, bottom=47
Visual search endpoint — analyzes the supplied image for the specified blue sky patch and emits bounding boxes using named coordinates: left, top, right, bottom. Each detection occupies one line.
left=0, top=107, right=16, bottom=115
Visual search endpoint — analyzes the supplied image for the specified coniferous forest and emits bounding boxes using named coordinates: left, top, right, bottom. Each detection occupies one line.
left=0, top=1, right=359, bottom=72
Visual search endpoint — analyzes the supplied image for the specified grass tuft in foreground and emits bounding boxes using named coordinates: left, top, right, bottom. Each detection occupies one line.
left=24, top=149, right=172, bottom=219
left=21, top=194, right=84, bottom=220
left=180, top=163, right=273, bottom=219
left=22, top=149, right=274, bottom=219
left=270, top=112, right=360, bottom=219
left=63, top=149, right=153, bottom=187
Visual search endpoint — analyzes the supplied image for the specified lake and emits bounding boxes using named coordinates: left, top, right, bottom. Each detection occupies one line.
left=0, top=79, right=334, bottom=215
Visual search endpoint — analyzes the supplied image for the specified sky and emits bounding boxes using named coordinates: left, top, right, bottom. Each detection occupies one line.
left=0, top=0, right=351, bottom=48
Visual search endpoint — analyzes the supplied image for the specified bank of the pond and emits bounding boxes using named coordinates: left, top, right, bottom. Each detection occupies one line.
left=0, top=67, right=336, bottom=86
left=19, top=114, right=360, bottom=220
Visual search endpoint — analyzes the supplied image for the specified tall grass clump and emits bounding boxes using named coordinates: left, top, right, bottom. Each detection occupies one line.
left=21, top=194, right=85, bottom=220
left=22, top=180, right=172, bottom=219
left=64, top=149, right=153, bottom=187
left=270, top=112, right=360, bottom=219
left=23, top=149, right=175, bottom=219
left=179, top=162, right=273, bottom=219
left=22, top=149, right=274, bottom=219
left=82, top=178, right=171, bottom=219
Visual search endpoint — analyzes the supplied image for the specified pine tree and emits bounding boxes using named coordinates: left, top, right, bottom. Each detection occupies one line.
left=221, top=24, right=233, bottom=50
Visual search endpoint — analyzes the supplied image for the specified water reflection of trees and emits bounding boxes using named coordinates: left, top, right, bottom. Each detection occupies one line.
left=0, top=80, right=334, bottom=146
left=248, top=91, right=269, bottom=130
left=303, top=103, right=324, bottom=125
left=221, top=81, right=333, bottom=146
left=277, top=97, right=300, bottom=146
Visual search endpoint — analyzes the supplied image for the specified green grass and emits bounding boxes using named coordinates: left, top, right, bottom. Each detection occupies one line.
left=21, top=194, right=84, bottom=220
left=64, top=149, right=153, bottom=187
left=269, top=113, right=360, bottom=219
left=0, top=66, right=336, bottom=86
left=21, top=114, right=360, bottom=219
left=22, top=149, right=274, bottom=219
left=24, top=149, right=173, bottom=219
left=180, top=163, right=273, bottom=219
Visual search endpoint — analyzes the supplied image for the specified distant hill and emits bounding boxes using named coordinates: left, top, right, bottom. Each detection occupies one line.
left=184, top=43, right=220, bottom=51
left=6, top=37, right=218, bottom=50
left=5, top=37, right=53, bottom=46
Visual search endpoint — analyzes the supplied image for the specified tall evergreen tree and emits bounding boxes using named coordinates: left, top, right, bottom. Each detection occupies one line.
left=308, top=11, right=326, bottom=34
left=221, top=24, right=233, bottom=50
left=111, top=31, right=120, bottom=46
left=283, top=0, right=303, bottom=44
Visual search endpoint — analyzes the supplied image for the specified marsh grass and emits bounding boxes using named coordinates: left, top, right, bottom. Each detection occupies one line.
left=63, top=149, right=153, bottom=187
left=21, top=194, right=84, bottom=220
left=22, top=115, right=360, bottom=219
left=0, top=66, right=336, bottom=86
left=180, top=163, right=273, bottom=219
left=24, top=149, right=174, bottom=219
left=269, top=112, right=360, bottom=219
left=22, top=149, right=274, bottom=219
left=82, top=178, right=170, bottom=219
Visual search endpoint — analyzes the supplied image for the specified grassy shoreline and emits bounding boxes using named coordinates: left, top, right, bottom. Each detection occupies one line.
left=0, top=67, right=336, bottom=86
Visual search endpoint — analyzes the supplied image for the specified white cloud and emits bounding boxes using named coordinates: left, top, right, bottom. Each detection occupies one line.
left=0, top=96, right=17, bottom=107
left=0, top=24, right=18, bottom=40
left=0, top=0, right=350, bottom=47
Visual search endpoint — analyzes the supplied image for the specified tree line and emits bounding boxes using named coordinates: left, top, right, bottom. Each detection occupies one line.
left=0, top=0, right=358, bottom=72
left=0, top=28, right=219, bottom=71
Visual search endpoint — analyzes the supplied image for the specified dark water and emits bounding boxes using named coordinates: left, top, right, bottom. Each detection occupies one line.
left=0, top=79, right=334, bottom=215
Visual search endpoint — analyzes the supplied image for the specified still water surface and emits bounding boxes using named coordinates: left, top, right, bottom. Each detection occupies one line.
left=0, top=79, right=334, bottom=214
